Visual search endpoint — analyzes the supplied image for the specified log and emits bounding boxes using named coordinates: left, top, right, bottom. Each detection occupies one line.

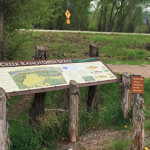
left=87, top=44, right=100, bottom=112
left=0, top=88, right=9, bottom=150
left=68, top=80, right=79, bottom=143
left=131, top=94, right=145, bottom=150
left=29, top=46, right=48, bottom=125
left=119, top=73, right=131, bottom=119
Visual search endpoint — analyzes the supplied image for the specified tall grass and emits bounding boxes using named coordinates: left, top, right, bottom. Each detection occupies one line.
left=9, top=82, right=129, bottom=149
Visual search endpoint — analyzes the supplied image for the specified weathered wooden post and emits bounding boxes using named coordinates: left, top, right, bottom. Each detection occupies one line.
left=131, top=94, right=145, bottom=150
left=68, top=80, right=79, bottom=142
left=0, top=88, right=9, bottom=150
left=29, top=45, right=48, bottom=125
left=87, top=44, right=100, bottom=112
left=131, top=76, right=145, bottom=150
left=119, top=73, right=131, bottom=119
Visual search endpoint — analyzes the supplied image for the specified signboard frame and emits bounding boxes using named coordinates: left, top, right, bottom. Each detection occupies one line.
left=0, top=58, right=118, bottom=96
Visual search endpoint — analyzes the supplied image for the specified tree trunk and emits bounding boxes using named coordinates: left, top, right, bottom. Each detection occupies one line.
left=119, top=73, right=131, bottom=119
left=102, top=4, right=108, bottom=32
left=0, top=88, right=9, bottom=150
left=107, top=1, right=116, bottom=32
left=131, top=94, right=145, bottom=150
left=87, top=44, right=100, bottom=112
left=98, top=5, right=103, bottom=31
left=29, top=46, right=48, bottom=126
left=0, top=0, right=4, bottom=61
left=68, top=80, right=79, bottom=143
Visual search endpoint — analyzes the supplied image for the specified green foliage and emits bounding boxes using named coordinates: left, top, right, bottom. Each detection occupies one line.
left=107, top=139, right=131, bottom=150
left=5, top=0, right=63, bottom=31
left=90, top=0, right=149, bottom=33
left=9, top=121, right=40, bottom=150
left=4, top=31, right=150, bottom=64
left=4, top=31, right=37, bottom=61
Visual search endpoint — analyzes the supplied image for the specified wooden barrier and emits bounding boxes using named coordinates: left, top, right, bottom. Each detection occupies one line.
left=29, top=45, right=48, bottom=125
left=87, top=44, right=100, bottom=112
left=68, top=80, right=79, bottom=142
left=119, top=73, right=131, bottom=119
left=0, top=88, right=9, bottom=150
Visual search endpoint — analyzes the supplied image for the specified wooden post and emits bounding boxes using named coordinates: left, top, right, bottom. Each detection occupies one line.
left=87, top=44, right=100, bottom=112
left=29, top=46, right=48, bottom=125
left=0, top=88, right=9, bottom=150
left=68, top=80, right=79, bottom=143
left=119, top=73, right=131, bottom=119
left=131, top=94, right=145, bottom=150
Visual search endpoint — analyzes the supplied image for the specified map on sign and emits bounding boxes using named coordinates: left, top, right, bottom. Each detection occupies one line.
left=0, top=60, right=117, bottom=96
left=9, top=66, right=67, bottom=90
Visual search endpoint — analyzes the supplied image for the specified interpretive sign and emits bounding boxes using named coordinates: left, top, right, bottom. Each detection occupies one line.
left=0, top=58, right=118, bottom=96
left=131, top=76, right=144, bottom=94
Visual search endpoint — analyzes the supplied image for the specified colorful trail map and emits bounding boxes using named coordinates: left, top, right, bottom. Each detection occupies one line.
left=9, top=67, right=67, bottom=89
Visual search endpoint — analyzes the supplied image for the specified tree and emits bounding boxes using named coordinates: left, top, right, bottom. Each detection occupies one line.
left=90, top=0, right=148, bottom=33
left=0, top=0, right=4, bottom=61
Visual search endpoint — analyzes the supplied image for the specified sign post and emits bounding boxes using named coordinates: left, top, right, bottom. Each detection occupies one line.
left=131, top=75, right=145, bottom=150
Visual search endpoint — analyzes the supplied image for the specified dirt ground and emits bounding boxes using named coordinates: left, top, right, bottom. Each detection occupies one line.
left=57, top=129, right=131, bottom=150
left=108, top=64, right=150, bottom=78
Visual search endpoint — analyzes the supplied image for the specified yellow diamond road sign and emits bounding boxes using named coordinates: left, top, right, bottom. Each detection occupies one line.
left=65, top=10, right=71, bottom=19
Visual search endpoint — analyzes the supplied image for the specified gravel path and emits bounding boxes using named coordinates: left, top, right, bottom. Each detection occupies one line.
left=108, top=64, right=150, bottom=78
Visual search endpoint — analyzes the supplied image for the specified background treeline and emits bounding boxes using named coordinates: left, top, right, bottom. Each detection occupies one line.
left=3, top=0, right=150, bottom=33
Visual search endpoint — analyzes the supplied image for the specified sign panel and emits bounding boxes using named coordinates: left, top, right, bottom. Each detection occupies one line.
left=66, top=19, right=70, bottom=24
left=0, top=58, right=118, bottom=96
left=65, top=10, right=71, bottom=19
left=131, top=76, right=144, bottom=94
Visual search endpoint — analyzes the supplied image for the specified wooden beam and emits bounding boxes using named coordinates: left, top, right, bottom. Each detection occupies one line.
left=131, top=94, right=145, bottom=150
left=68, top=80, right=79, bottom=142
left=29, top=46, right=48, bottom=126
left=87, top=44, right=100, bottom=112
left=119, top=73, right=131, bottom=119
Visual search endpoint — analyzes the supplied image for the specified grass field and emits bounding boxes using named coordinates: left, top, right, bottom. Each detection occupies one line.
left=4, top=31, right=150, bottom=65
left=4, top=31, right=150, bottom=150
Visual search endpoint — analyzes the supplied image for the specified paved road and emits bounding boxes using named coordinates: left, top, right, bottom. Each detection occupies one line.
left=19, top=29, right=150, bottom=36
left=108, top=64, right=150, bottom=78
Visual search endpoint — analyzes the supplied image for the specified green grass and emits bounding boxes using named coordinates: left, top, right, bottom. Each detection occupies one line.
left=4, top=31, right=150, bottom=65
left=107, top=139, right=131, bottom=150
